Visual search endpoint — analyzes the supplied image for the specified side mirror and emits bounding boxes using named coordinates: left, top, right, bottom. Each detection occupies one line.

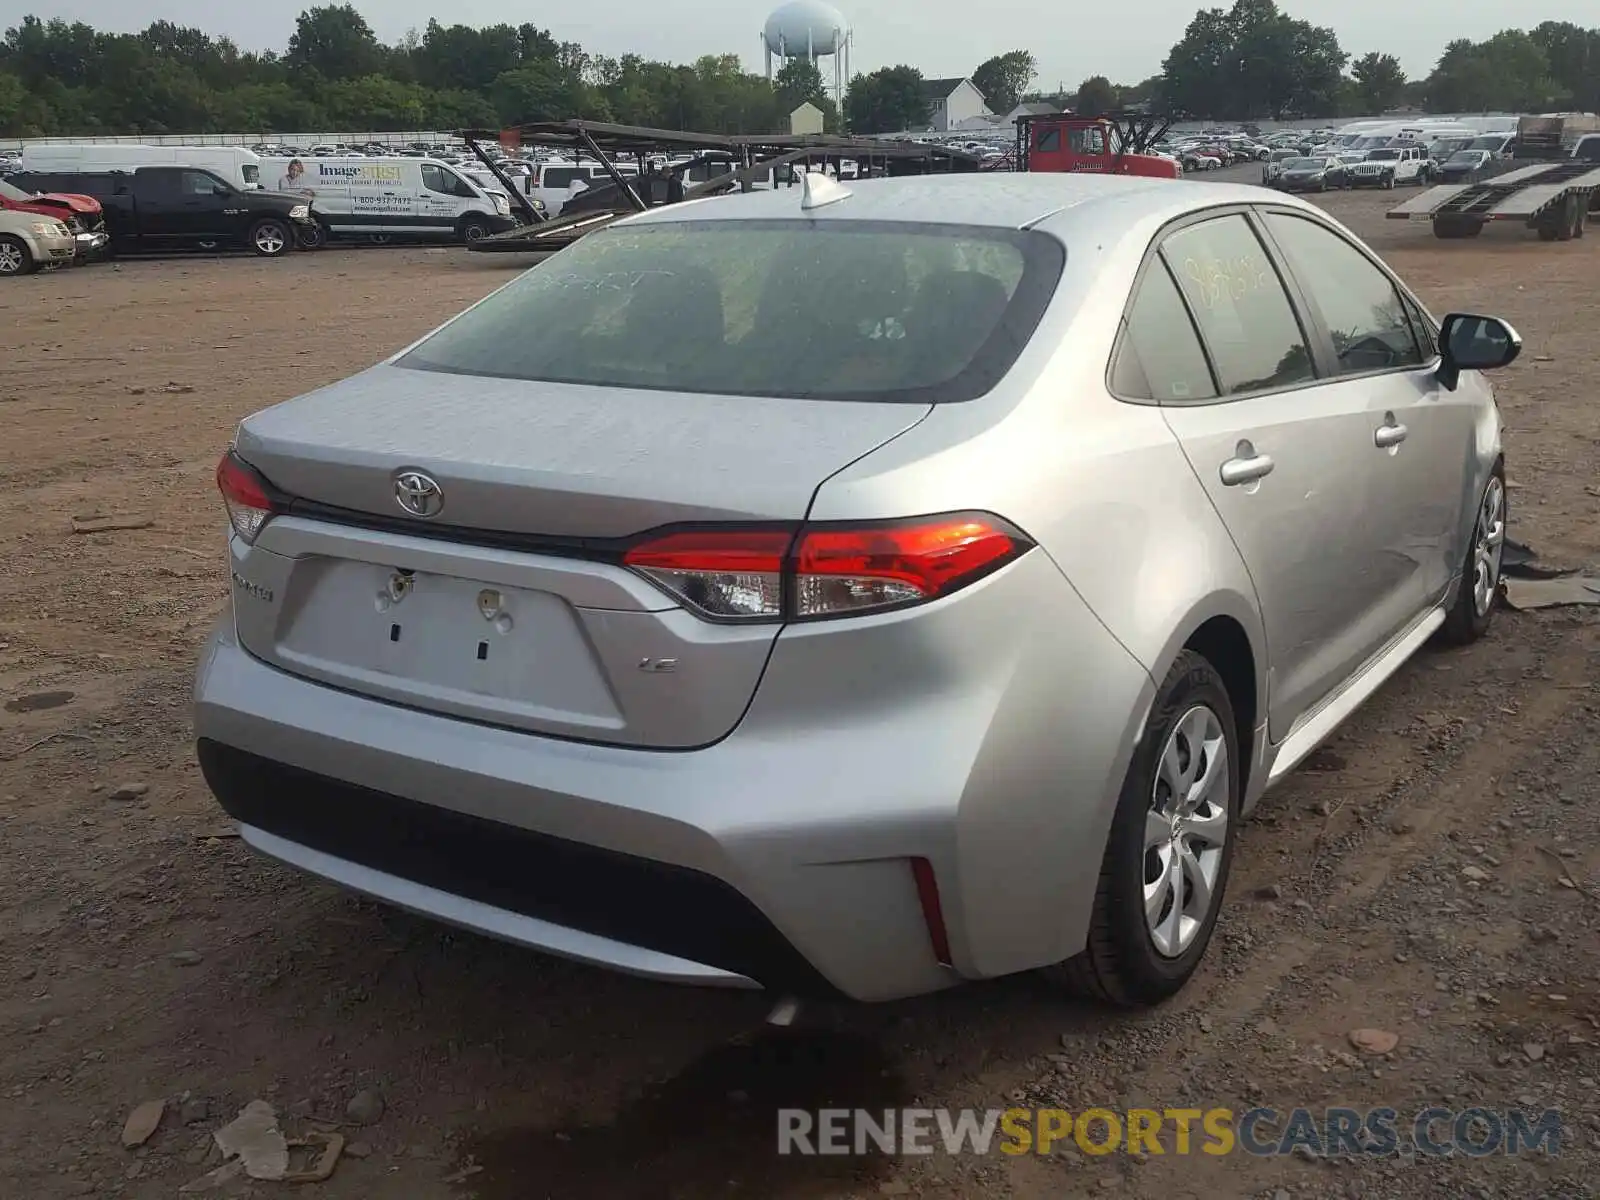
left=1437, top=313, right=1522, bottom=391
left=214, top=186, right=230, bottom=196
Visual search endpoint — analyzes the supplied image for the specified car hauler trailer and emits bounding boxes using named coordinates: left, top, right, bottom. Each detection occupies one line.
left=1386, top=113, right=1600, bottom=241
left=1386, top=159, right=1600, bottom=240
left=459, top=120, right=981, bottom=254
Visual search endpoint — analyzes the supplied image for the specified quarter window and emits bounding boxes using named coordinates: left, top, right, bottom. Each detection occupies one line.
left=1263, top=212, right=1423, bottom=375
left=1160, top=214, right=1316, bottom=395
left=1111, top=259, right=1217, bottom=403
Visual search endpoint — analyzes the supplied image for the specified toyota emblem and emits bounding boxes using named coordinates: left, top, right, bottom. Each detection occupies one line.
left=393, top=470, right=444, bottom=519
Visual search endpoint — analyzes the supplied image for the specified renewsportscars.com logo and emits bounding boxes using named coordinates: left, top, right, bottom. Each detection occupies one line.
left=777, top=1107, right=1565, bottom=1158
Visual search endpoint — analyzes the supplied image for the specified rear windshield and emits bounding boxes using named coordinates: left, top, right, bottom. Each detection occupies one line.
left=399, top=219, right=1064, bottom=403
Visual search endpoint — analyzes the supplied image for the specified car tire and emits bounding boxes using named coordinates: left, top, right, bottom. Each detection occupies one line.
left=1050, top=649, right=1240, bottom=1007
left=248, top=219, right=292, bottom=258
left=1439, top=463, right=1506, bottom=646
left=0, top=234, right=36, bottom=277
left=460, top=218, right=491, bottom=245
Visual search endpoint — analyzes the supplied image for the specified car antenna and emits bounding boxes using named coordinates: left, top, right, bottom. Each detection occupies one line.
left=800, top=170, right=851, bottom=212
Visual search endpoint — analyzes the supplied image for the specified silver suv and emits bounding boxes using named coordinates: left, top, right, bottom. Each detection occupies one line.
left=196, top=174, right=1519, bottom=1006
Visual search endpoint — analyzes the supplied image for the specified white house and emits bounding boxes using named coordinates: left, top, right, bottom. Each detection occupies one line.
left=790, top=101, right=825, bottom=136
left=919, top=78, right=991, bottom=132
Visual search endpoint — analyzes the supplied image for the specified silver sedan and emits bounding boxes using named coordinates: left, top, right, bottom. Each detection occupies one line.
left=196, top=171, right=1518, bottom=1006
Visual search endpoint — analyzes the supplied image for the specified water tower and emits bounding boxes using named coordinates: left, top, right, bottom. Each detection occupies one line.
left=762, top=0, right=852, bottom=110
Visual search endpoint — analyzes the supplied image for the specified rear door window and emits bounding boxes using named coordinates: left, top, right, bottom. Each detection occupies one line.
left=400, top=219, right=1064, bottom=403
left=1159, top=214, right=1316, bottom=396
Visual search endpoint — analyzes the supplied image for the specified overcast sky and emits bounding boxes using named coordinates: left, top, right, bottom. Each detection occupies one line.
left=11, top=0, right=1596, bottom=86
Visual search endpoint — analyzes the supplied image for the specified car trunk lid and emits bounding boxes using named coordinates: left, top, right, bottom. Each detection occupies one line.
left=229, top=363, right=930, bottom=747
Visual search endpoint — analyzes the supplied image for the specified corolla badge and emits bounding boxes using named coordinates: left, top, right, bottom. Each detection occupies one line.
left=393, top=469, right=444, bottom=519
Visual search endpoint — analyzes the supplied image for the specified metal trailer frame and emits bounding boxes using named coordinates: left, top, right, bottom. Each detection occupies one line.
left=1386, top=160, right=1600, bottom=241
left=458, top=120, right=982, bottom=255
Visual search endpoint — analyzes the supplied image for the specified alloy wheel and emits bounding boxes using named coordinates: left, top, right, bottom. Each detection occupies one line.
left=1144, top=705, right=1230, bottom=958
left=1472, top=476, right=1506, bottom=617
left=255, top=226, right=287, bottom=255
left=0, top=242, right=24, bottom=274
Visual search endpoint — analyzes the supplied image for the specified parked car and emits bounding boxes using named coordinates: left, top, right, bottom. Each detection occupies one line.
left=1438, top=149, right=1494, bottom=183
left=1276, top=156, right=1350, bottom=191
left=1182, top=151, right=1222, bottom=172
left=6, top=167, right=315, bottom=257
left=19, top=143, right=264, bottom=190
left=0, top=177, right=109, bottom=262
left=1348, top=146, right=1433, bottom=189
left=195, top=173, right=1519, bottom=1007
left=0, top=208, right=76, bottom=276
left=1261, top=148, right=1302, bottom=186
left=255, top=156, right=518, bottom=245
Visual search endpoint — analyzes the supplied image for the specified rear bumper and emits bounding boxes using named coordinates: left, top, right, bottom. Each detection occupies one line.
left=193, top=549, right=1153, bottom=1002
left=200, top=740, right=815, bottom=992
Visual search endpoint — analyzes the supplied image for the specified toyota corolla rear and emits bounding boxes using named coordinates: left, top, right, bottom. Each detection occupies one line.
left=193, top=203, right=1153, bottom=1001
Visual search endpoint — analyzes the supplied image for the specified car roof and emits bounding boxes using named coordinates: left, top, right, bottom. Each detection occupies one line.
left=619, top=172, right=1315, bottom=234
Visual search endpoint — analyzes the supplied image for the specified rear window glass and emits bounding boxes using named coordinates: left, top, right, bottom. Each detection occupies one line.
left=399, top=220, right=1064, bottom=403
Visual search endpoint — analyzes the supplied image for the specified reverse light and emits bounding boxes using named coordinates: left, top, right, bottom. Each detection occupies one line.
left=621, top=513, right=1032, bottom=623
left=622, top=529, right=790, bottom=621
left=215, top=451, right=277, bottom=544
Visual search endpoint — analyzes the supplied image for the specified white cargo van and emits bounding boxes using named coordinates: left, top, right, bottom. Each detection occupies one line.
left=257, top=157, right=516, bottom=244
left=18, top=144, right=262, bottom=190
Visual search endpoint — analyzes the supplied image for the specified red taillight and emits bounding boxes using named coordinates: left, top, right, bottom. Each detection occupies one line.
left=795, top=515, right=1024, bottom=618
left=216, top=451, right=276, bottom=544
left=621, top=513, right=1030, bottom=623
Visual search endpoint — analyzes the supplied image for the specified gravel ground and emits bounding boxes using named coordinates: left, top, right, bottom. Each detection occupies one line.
left=0, top=176, right=1596, bottom=1200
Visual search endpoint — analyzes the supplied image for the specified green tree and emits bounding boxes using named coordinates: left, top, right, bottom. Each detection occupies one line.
left=1073, top=75, right=1118, bottom=116
left=412, top=20, right=523, bottom=93
left=1529, top=21, right=1600, bottom=110
left=773, top=56, right=837, bottom=130
left=1162, top=0, right=1346, bottom=119
left=971, top=50, right=1036, bottom=114
left=1351, top=51, right=1405, bottom=113
left=286, top=5, right=382, bottom=81
left=1424, top=31, right=1554, bottom=112
left=845, top=66, right=929, bottom=134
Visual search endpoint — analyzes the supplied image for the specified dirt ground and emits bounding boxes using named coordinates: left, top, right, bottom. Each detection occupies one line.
left=1, top=177, right=1597, bottom=1200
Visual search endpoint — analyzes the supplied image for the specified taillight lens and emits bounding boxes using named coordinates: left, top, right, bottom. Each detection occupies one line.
left=622, top=513, right=1031, bottom=623
left=216, top=451, right=276, bottom=544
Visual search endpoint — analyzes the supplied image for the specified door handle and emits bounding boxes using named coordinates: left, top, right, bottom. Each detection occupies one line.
left=1374, top=420, right=1408, bottom=448
left=1220, top=453, right=1275, bottom=487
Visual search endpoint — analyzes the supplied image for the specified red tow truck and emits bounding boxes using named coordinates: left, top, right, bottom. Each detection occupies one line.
left=1012, top=111, right=1182, bottom=180
left=0, top=176, right=110, bottom=262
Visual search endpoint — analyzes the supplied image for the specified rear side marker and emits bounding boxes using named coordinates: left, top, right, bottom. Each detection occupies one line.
left=911, top=857, right=954, bottom=967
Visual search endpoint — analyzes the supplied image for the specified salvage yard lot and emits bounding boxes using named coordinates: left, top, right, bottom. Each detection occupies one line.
left=1, top=182, right=1598, bottom=1200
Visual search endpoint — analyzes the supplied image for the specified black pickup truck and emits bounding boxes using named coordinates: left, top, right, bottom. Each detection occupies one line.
left=2, top=166, right=317, bottom=257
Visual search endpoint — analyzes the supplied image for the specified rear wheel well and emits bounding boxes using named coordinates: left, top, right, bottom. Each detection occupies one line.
left=1183, top=617, right=1257, bottom=796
